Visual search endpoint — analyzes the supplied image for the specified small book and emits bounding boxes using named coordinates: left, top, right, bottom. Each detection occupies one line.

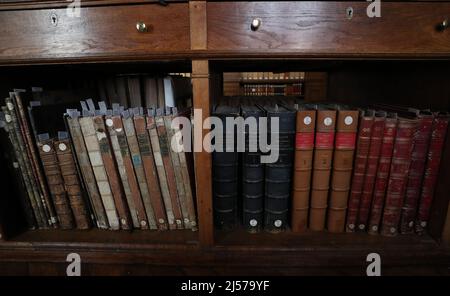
left=309, top=106, right=336, bottom=231
left=291, top=104, right=316, bottom=233
left=381, top=116, right=417, bottom=236
left=143, top=76, right=158, bottom=109
left=346, top=110, right=374, bottom=232
left=367, top=113, right=398, bottom=234
left=327, top=106, right=359, bottom=233
left=416, top=112, right=450, bottom=234
left=127, top=75, right=142, bottom=108
left=356, top=111, right=386, bottom=231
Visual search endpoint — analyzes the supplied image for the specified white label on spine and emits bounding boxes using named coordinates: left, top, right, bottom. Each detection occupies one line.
left=13, top=162, right=19, bottom=168
left=42, top=144, right=51, bottom=152
left=408, top=221, right=414, bottom=227
left=184, top=218, right=189, bottom=224
left=344, top=116, right=353, bottom=125
left=158, top=218, right=165, bottom=224
left=106, top=119, right=114, bottom=127
left=274, top=220, right=282, bottom=227
left=303, top=116, right=312, bottom=125
left=96, top=131, right=107, bottom=141
left=120, top=218, right=126, bottom=225
left=5, top=114, right=11, bottom=122
left=324, top=117, right=332, bottom=126
left=421, top=221, right=427, bottom=227
left=58, top=143, right=67, bottom=151
left=141, top=220, right=147, bottom=227
left=372, top=225, right=378, bottom=231
left=6, top=102, right=14, bottom=111
left=250, top=219, right=258, bottom=227
left=390, top=227, right=396, bottom=233
left=359, top=224, right=365, bottom=230
left=115, top=128, right=123, bottom=133
left=348, top=223, right=355, bottom=230
left=176, top=219, right=182, bottom=225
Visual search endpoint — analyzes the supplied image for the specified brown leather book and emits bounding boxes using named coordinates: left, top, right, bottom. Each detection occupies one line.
left=291, top=104, right=316, bottom=232
left=110, top=115, right=150, bottom=229
left=37, top=137, right=74, bottom=229
left=309, top=106, right=336, bottom=231
left=93, top=115, right=132, bottom=230
left=356, top=111, right=386, bottom=231
left=156, top=111, right=184, bottom=229
left=327, top=107, right=359, bottom=233
left=55, top=136, right=91, bottom=229
left=134, top=113, right=168, bottom=230
left=381, top=117, right=417, bottom=236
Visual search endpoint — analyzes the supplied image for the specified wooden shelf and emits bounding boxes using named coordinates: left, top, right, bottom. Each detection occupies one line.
left=240, top=79, right=304, bottom=84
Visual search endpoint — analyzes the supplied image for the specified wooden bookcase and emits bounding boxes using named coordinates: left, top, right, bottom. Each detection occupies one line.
left=0, top=0, right=450, bottom=275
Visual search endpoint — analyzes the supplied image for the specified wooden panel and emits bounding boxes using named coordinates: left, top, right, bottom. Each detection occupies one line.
left=207, top=1, right=450, bottom=57
left=0, top=3, right=190, bottom=63
left=190, top=1, right=207, bottom=50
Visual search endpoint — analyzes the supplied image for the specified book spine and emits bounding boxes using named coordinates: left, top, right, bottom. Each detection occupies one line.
left=3, top=105, right=47, bottom=228
left=400, top=114, right=434, bottom=234
left=66, top=117, right=109, bottom=229
left=346, top=112, right=374, bottom=232
left=105, top=116, right=141, bottom=229
left=93, top=116, right=132, bottom=230
left=122, top=116, right=158, bottom=230
left=381, top=118, right=417, bottom=236
left=37, top=139, right=74, bottom=229
left=367, top=116, right=398, bottom=234
left=148, top=115, right=175, bottom=229
left=356, top=114, right=386, bottom=231
left=416, top=115, right=449, bottom=234
left=55, top=139, right=91, bottom=229
left=291, top=109, right=316, bottom=232
left=10, top=93, right=56, bottom=227
left=327, top=110, right=359, bottom=233
left=156, top=115, right=184, bottom=229
left=79, top=116, right=120, bottom=230
left=134, top=115, right=167, bottom=230
left=164, top=115, right=191, bottom=229
left=310, top=109, right=336, bottom=231
left=111, top=116, right=150, bottom=229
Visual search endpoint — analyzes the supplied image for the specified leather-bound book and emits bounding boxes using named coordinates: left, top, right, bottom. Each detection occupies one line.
left=241, top=104, right=265, bottom=233
left=79, top=111, right=120, bottom=230
left=263, top=104, right=296, bottom=233
left=416, top=112, right=450, bottom=234
left=122, top=110, right=158, bottom=229
left=37, top=135, right=74, bottom=229
left=346, top=110, right=374, bottom=232
left=66, top=110, right=109, bottom=229
left=367, top=113, right=398, bottom=235
left=105, top=111, right=141, bottom=229
left=54, top=132, right=91, bottom=229
left=327, top=106, right=359, bottom=233
left=108, top=111, right=150, bottom=229
left=310, top=106, right=336, bottom=231
left=134, top=110, right=168, bottom=230
left=212, top=105, right=240, bottom=230
left=147, top=111, right=176, bottom=229
left=381, top=117, right=417, bottom=236
left=356, top=111, right=386, bottom=231
left=92, top=112, right=132, bottom=230
left=400, top=110, right=434, bottom=234
left=156, top=108, right=184, bottom=229
left=291, top=104, right=316, bottom=233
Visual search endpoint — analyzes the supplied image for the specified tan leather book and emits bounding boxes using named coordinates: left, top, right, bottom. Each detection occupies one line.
left=156, top=112, right=184, bottom=229
left=55, top=136, right=91, bottom=229
left=291, top=105, right=316, bottom=232
left=147, top=114, right=176, bottom=229
left=327, top=108, right=359, bottom=233
left=110, top=115, right=150, bottom=229
left=134, top=114, right=168, bottom=230
left=309, top=106, right=336, bottom=231
left=79, top=116, right=120, bottom=230
left=66, top=113, right=109, bottom=229
left=122, top=113, right=158, bottom=229
left=105, top=115, right=141, bottom=229
left=37, top=137, right=74, bottom=229
left=93, top=115, right=132, bottom=230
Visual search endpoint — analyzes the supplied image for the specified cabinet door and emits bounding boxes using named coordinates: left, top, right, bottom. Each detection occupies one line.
left=207, top=1, right=450, bottom=57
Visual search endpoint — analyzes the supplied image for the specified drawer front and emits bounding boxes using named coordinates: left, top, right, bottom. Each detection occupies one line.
left=207, top=1, right=450, bottom=56
left=0, top=3, right=190, bottom=62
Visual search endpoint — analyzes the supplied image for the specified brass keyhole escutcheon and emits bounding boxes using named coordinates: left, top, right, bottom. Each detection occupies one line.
left=346, top=7, right=354, bottom=20
left=50, top=12, right=58, bottom=26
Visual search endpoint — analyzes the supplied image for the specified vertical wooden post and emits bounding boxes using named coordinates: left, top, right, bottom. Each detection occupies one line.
left=190, top=1, right=213, bottom=247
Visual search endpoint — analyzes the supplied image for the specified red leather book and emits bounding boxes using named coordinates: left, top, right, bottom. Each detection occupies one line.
left=367, top=113, right=398, bottom=235
left=380, top=117, right=417, bottom=236
left=345, top=110, right=374, bottom=232
left=415, top=112, right=450, bottom=234
left=356, top=111, right=386, bottom=231
left=399, top=110, right=434, bottom=234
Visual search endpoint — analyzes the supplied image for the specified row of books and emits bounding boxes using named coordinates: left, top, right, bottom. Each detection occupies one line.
left=241, top=72, right=305, bottom=81
left=0, top=90, right=197, bottom=231
left=212, top=101, right=449, bottom=236
left=242, top=83, right=303, bottom=96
